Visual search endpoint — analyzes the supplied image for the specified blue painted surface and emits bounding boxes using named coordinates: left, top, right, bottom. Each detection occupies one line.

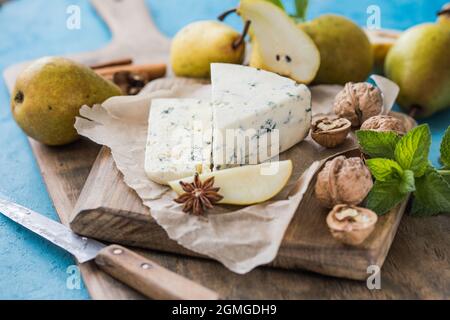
left=0, top=0, right=448, bottom=299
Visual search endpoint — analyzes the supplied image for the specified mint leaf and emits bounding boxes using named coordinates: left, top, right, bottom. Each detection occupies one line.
left=366, top=158, right=403, bottom=181
left=356, top=130, right=400, bottom=159
left=293, top=0, right=308, bottom=21
left=443, top=172, right=450, bottom=185
left=394, top=124, right=431, bottom=177
left=366, top=179, right=408, bottom=215
left=411, top=168, right=450, bottom=216
left=440, top=125, right=450, bottom=169
left=266, top=0, right=284, bottom=9
left=399, top=169, right=415, bottom=194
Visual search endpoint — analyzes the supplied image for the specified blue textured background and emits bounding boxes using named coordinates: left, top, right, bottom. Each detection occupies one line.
left=0, top=0, right=448, bottom=299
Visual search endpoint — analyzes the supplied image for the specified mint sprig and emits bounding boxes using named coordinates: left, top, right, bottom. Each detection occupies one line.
left=366, top=158, right=403, bottom=181
left=356, top=130, right=400, bottom=159
left=269, top=0, right=309, bottom=22
left=266, top=0, right=309, bottom=23
left=411, top=167, right=450, bottom=216
left=366, top=179, right=407, bottom=215
left=265, top=0, right=285, bottom=10
left=439, top=127, right=450, bottom=185
left=292, top=0, right=309, bottom=22
left=357, top=124, right=450, bottom=216
left=399, top=169, right=416, bottom=194
left=394, top=124, right=430, bottom=177
left=440, top=126, right=450, bottom=169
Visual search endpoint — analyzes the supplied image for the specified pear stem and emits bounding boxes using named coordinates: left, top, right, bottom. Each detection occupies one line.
left=218, top=8, right=237, bottom=21
left=408, top=106, right=421, bottom=119
left=437, top=8, right=450, bottom=17
left=232, top=20, right=251, bottom=50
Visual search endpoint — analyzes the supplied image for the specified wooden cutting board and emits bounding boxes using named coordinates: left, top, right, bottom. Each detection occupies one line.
left=70, top=140, right=407, bottom=281
left=4, top=0, right=450, bottom=299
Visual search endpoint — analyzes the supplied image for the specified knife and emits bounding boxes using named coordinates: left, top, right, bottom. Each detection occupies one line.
left=0, top=198, right=219, bottom=300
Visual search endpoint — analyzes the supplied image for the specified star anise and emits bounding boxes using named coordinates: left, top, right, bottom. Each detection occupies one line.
left=174, top=173, right=223, bottom=215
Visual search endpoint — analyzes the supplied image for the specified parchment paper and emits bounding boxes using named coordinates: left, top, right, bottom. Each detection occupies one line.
left=74, top=76, right=398, bottom=274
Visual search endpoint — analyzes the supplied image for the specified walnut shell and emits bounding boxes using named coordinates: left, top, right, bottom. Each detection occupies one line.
left=315, top=156, right=373, bottom=208
left=360, top=115, right=407, bottom=135
left=311, top=116, right=351, bottom=148
left=333, top=82, right=383, bottom=127
left=326, top=204, right=378, bottom=245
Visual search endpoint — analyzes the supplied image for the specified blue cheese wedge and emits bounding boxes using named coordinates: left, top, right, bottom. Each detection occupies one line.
left=211, top=63, right=312, bottom=168
left=145, top=99, right=213, bottom=185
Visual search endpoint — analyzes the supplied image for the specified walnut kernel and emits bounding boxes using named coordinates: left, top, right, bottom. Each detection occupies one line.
left=326, top=204, right=378, bottom=245
left=311, top=115, right=351, bottom=148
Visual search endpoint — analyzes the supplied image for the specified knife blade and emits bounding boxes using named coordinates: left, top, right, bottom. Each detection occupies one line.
left=0, top=198, right=104, bottom=263
left=0, top=198, right=219, bottom=300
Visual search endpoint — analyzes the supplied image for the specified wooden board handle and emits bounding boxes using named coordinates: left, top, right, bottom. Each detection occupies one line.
left=95, top=245, right=220, bottom=300
left=91, top=0, right=167, bottom=43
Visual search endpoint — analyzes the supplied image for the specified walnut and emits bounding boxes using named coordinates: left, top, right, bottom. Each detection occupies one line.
left=311, top=115, right=351, bottom=148
left=315, top=156, right=373, bottom=208
left=360, top=115, right=407, bottom=135
left=333, top=82, right=383, bottom=127
left=326, top=204, right=378, bottom=245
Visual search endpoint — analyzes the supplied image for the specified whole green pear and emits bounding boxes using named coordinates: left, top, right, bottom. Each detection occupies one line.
left=11, top=57, right=122, bottom=146
left=170, top=21, right=245, bottom=78
left=385, top=22, right=450, bottom=117
left=300, top=15, right=373, bottom=85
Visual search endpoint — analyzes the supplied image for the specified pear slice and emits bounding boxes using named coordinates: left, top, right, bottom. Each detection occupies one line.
left=169, top=160, right=293, bottom=205
left=238, top=0, right=320, bottom=84
left=364, top=28, right=401, bottom=70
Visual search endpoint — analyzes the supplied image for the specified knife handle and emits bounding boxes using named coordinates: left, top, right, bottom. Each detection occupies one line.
left=95, top=245, right=219, bottom=300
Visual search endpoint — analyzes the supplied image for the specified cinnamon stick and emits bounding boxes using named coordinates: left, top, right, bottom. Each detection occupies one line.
left=94, top=63, right=167, bottom=81
left=90, top=58, right=133, bottom=70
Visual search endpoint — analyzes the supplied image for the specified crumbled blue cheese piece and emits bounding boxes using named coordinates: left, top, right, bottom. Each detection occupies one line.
left=210, top=63, right=312, bottom=168
left=144, top=99, right=213, bottom=185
